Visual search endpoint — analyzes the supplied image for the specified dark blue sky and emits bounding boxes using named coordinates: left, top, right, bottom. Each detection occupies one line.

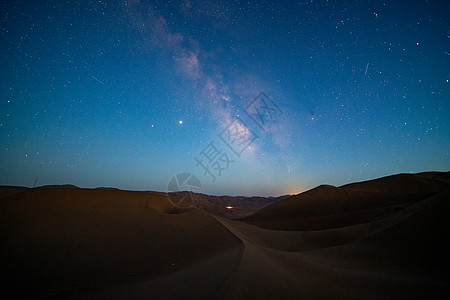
left=1, top=0, right=449, bottom=196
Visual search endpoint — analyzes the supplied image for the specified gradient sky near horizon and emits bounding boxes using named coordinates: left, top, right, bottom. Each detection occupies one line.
left=1, top=0, right=449, bottom=196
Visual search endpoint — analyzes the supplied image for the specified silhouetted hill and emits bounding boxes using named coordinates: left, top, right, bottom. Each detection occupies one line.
left=167, top=192, right=279, bottom=219
left=244, top=171, right=450, bottom=230
left=1, top=171, right=449, bottom=299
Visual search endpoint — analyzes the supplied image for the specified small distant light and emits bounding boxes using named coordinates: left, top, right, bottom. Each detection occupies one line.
left=179, top=120, right=183, bottom=124
left=225, top=206, right=233, bottom=209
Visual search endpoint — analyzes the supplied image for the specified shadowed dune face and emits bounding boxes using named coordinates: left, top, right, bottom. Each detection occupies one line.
left=1, top=171, right=449, bottom=299
left=341, top=171, right=450, bottom=193
left=243, top=172, right=450, bottom=230
left=0, top=187, right=243, bottom=299
left=0, top=185, right=28, bottom=200
left=167, top=192, right=280, bottom=219
left=217, top=172, right=450, bottom=299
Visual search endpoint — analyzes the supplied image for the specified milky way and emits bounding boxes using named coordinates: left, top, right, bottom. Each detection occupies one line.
left=0, top=1, right=449, bottom=196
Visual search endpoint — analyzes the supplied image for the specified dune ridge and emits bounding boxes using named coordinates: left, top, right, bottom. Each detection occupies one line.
left=1, top=171, right=449, bottom=299
left=0, top=187, right=243, bottom=299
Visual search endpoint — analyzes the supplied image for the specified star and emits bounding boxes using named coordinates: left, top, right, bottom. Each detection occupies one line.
left=179, top=120, right=183, bottom=124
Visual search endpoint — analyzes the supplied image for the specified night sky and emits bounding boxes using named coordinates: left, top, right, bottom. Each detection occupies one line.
left=1, top=0, right=449, bottom=196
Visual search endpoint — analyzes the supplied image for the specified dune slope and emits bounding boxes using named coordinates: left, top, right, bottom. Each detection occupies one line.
left=218, top=188, right=449, bottom=299
left=0, top=186, right=243, bottom=299
left=1, top=171, right=449, bottom=299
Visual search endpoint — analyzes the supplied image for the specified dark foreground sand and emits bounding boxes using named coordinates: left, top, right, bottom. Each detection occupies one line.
left=1, top=172, right=449, bottom=299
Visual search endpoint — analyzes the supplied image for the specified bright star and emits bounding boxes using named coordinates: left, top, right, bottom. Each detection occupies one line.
left=179, top=120, right=183, bottom=124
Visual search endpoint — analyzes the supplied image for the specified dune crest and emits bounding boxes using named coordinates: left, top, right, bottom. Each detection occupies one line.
left=1, top=171, right=449, bottom=299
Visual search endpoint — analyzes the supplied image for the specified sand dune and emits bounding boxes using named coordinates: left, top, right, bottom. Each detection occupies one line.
left=218, top=189, right=449, bottom=299
left=0, top=187, right=243, bottom=299
left=1, top=172, right=449, bottom=299
left=167, top=191, right=279, bottom=219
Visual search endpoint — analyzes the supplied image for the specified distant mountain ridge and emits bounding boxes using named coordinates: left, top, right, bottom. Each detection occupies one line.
left=1, top=171, right=449, bottom=298
left=0, top=185, right=282, bottom=219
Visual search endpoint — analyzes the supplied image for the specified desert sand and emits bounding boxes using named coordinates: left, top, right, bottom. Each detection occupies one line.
left=1, top=171, right=449, bottom=299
